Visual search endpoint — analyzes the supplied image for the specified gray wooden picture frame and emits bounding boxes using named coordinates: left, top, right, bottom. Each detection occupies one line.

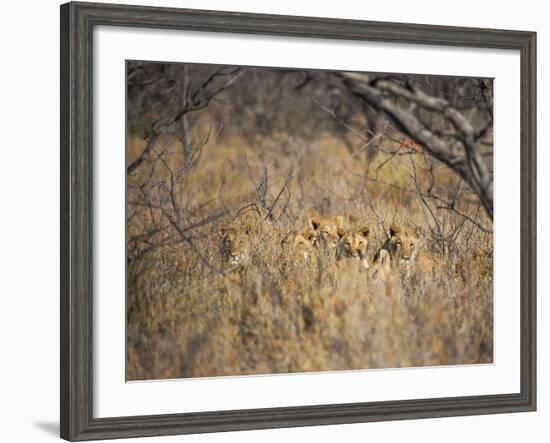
left=60, top=2, right=537, bottom=441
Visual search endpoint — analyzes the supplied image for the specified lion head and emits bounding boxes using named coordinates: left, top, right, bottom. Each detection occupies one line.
left=336, top=226, right=370, bottom=268
left=382, top=223, right=420, bottom=262
left=308, top=215, right=345, bottom=249
left=219, top=224, right=251, bottom=267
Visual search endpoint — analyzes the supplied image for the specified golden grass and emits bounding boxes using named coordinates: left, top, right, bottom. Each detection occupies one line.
left=127, top=132, right=493, bottom=380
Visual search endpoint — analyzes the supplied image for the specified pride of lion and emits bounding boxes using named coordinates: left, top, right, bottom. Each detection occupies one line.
left=218, top=212, right=434, bottom=283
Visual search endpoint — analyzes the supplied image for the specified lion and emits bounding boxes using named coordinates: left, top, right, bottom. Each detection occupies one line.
left=281, top=226, right=317, bottom=261
left=308, top=215, right=346, bottom=250
left=280, top=215, right=345, bottom=262
left=374, top=223, right=420, bottom=266
left=336, top=226, right=371, bottom=269
left=372, top=222, right=443, bottom=282
left=218, top=224, right=251, bottom=268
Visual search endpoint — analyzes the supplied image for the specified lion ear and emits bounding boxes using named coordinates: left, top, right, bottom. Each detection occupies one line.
left=337, top=226, right=346, bottom=239
left=309, top=217, right=321, bottom=231
left=389, top=224, right=400, bottom=237
left=334, top=215, right=344, bottom=227
left=359, top=226, right=370, bottom=239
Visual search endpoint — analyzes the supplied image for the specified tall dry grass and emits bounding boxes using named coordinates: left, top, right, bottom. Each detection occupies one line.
left=127, top=130, right=493, bottom=380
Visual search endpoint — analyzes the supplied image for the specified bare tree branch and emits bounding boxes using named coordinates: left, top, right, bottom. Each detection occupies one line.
left=339, top=72, right=493, bottom=219
left=128, top=68, right=250, bottom=175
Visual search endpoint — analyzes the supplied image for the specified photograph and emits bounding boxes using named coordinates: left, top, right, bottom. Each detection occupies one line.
left=126, top=61, right=494, bottom=381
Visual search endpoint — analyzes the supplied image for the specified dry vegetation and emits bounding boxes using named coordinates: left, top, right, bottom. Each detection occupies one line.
left=126, top=63, right=493, bottom=380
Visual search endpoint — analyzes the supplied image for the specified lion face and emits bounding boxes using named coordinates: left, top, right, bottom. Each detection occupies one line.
left=298, top=226, right=318, bottom=245
left=293, top=229, right=316, bottom=260
left=219, top=226, right=250, bottom=267
left=309, top=215, right=345, bottom=248
left=337, top=226, right=370, bottom=268
left=281, top=227, right=317, bottom=261
left=385, top=224, right=420, bottom=261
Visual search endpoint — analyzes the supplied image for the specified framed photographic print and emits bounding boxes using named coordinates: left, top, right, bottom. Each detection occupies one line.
left=60, top=1, right=537, bottom=441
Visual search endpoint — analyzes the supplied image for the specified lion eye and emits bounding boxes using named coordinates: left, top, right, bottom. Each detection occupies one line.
left=410, top=242, right=414, bottom=248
